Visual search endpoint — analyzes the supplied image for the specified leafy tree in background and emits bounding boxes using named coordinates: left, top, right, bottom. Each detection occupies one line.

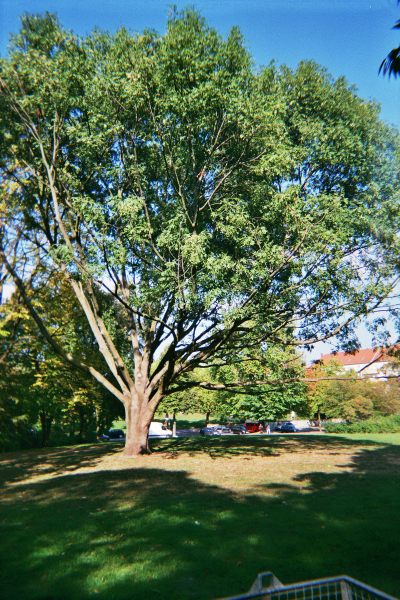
left=369, top=379, right=400, bottom=416
left=306, top=359, right=344, bottom=426
left=160, top=366, right=227, bottom=427
left=161, top=346, right=308, bottom=426
left=211, top=345, right=309, bottom=423
left=323, top=378, right=376, bottom=421
left=0, top=275, right=122, bottom=448
left=0, top=343, right=38, bottom=451
left=0, top=279, right=42, bottom=449
left=307, top=359, right=400, bottom=423
left=1, top=10, right=400, bottom=455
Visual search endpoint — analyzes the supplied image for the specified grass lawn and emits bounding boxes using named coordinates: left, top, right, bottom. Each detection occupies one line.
left=1, top=434, right=400, bottom=600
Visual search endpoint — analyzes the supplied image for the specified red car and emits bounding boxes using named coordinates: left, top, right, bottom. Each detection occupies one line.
left=245, top=421, right=262, bottom=433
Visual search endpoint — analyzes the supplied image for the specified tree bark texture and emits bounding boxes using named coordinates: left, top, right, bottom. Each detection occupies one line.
left=122, top=393, right=154, bottom=456
left=39, top=410, right=53, bottom=447
left=172, top=411, right=177, bottom=437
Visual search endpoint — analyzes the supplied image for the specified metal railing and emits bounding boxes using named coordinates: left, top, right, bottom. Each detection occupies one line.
left=217, top=572, right=399, bottom=600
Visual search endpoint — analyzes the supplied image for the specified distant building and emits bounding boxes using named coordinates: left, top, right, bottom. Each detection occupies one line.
left=319, top=348, right=395, bottom=379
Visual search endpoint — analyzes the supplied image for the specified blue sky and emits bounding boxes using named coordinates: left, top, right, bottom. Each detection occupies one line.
left=2, top=0, right=400, bottom=127
left=1, top=0, right=399, bottom=360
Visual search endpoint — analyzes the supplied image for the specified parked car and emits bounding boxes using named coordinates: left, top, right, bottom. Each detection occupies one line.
left=103, top=422, right=173, bottom=441
left=230, top=424, right=249, bottom=435
left=245, top=420, right=261, bottom=433
left=200, top=426, right=220, bottom=436
left=279, top=423, right=299, bottom=433
left=274, top=422, right=290, bottom=432
left=148, top=422, right=173, bottom=437
left=217, top=426, right=232, bottom=435
left=102, top=428, right=125, bottom=441
left=200, top=425, right=232, bottom=436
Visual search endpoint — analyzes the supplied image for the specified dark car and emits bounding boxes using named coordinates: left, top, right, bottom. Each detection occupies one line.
left=279, top=423, right=299, bottom=433
left=200, top=426, right=221, bottom=436
left=200, top=425, right=232, bottom=436
left=230, top=424, right=249, bottom=435
left=217, top=426, right=232, bottom=435
left=102, top=428, right=125, bottom=441
left=274, top=422, right=290, bottom=432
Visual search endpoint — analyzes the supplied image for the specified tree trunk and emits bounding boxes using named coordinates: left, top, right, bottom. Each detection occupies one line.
left=78, top=405, right=85, bottom=443
left=205, top=411, right=210, bottom=426
left=172, top=410, right=177, bottom=437
left=95, top=408, right=103, bottom=441
left=122, top=394, right=153, bottom=456
left=39, top=410, right=53, bottom=447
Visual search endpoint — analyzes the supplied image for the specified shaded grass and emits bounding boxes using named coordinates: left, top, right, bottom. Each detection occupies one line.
left=1, top=435, right=400, bottom=600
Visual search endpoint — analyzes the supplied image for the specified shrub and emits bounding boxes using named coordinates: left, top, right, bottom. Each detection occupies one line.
left=0, top=427, right=41, bottom=453
left=325, top=415, right=400, bottom=434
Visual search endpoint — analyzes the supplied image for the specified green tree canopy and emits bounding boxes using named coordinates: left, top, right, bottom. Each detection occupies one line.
left=307, top=359, right=400, bottom=422
left=1, top=9, right=400, bottom=454
left=0, top=274, right=123, bottom=449
left=204, top=345, right=309, bottom=423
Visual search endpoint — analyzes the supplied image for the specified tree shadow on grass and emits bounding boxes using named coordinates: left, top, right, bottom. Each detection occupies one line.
left=0, top=434, right=392, bottom=487
left=0, top=443, right=123, bottom=488
left=153, top=433, right=390, bottom=459
left=1, top=439, right=400, bottom=600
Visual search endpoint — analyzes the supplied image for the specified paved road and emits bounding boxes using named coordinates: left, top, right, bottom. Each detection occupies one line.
left=175, top=428, right=201, bottom=437
left=175, top=427, right=325, bottom=437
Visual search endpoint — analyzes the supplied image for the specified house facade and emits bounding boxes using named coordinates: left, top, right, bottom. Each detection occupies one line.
left=319, top=348, right=394, bottom=379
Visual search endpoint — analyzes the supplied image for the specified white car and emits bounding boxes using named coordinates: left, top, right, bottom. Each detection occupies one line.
left=148, top=422, right=173, bottom=438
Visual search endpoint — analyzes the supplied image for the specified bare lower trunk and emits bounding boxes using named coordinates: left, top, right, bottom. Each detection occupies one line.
left=172, top=410, right=177, bottom=437
left=95, top=408, right=103, bottom=442
left=122, top=393, right=153, bottom=456
left=78, top=405, right=85, bottom=443
left=39, top=410, right=53, bottom=447
left=205, top=411, right=210, bottom=426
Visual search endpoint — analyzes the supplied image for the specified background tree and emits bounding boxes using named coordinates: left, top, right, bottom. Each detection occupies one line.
left=1, top=10, right=400, bottom=455
left=0, top=275, right=122, bottom=448
left=0, top=336, right=38, bottom=451
left=368, top=379, right=400, bottom=416
left=211, top=345, right=308, bottom=423
left=0, top=276, right=43, bottom=449
left=306, top=359, right=344, bottom=426
left=307, top=358, right=400, bottom=423
left=322, top=377, right=376, bottom=421
left=160, top=366, right=226, bottom=427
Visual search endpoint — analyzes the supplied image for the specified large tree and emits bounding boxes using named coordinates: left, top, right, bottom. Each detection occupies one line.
left=1, top=10, right=400, bottom=455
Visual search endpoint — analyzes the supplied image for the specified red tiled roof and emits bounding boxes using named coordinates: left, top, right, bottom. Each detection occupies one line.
left=320, top=348, right=387, bottom=366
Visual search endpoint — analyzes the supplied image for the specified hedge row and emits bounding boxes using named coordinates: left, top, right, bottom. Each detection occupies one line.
left=0, top=427, right=99, bottom=453
left=325, top=415, right=400, bottom=434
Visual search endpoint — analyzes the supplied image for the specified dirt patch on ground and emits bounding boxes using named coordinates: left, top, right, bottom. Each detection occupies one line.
left=1, top=435, right=393, bottom=496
